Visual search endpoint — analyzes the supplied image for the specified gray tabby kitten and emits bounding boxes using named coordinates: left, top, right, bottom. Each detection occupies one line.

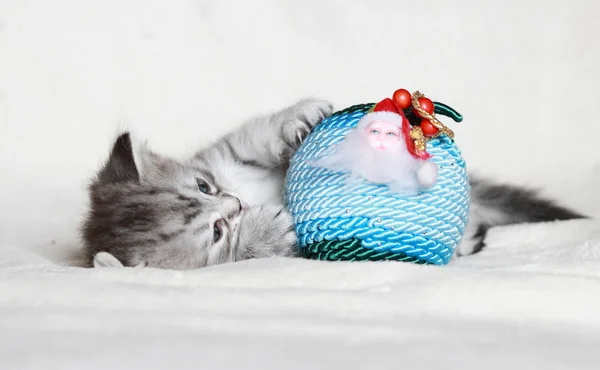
left=82, top=98, right=585, bottom=269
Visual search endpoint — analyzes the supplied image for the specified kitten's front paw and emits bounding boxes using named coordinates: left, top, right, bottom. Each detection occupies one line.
left=280, top=98, right=334, bottom=153
left=236, top=204, right=299, bottom=260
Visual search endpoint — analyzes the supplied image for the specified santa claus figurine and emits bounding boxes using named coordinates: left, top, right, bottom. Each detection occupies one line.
left=313, top=96, right=438, bottom=195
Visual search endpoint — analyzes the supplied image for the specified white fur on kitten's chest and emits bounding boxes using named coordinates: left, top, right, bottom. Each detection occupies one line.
left=214, top=160, right=286, bottom=207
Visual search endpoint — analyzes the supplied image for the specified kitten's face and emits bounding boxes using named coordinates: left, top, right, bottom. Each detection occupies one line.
left=82, top=133, right=244, bottom=269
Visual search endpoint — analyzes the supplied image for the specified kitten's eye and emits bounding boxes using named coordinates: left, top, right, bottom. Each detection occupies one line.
left=196, top=178, right=211, bottom=194
left=213, top=220, right=224, bottom=243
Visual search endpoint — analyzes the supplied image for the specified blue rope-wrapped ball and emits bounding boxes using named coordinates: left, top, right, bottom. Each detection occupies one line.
left=284, top=103, right=471, bottom=265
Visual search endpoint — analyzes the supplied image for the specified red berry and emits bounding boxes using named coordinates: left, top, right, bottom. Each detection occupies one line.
left=393, top=89, right=412, bottom=110
left=414, top=97, right=435, bottom=117
left=420, top=119, right=439, bottom=136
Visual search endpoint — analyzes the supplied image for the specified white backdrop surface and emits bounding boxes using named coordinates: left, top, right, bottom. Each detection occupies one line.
left=1, top=1, right=599, bottom=369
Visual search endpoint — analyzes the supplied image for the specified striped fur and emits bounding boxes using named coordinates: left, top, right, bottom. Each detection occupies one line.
left=81, top=98, right=333, bottom=269
left=457, top=175, right=586, bottom=256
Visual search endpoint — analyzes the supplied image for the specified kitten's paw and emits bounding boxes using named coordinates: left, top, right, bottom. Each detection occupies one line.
left=93, top=252, right=125, bottom=268
left=280, top=98, right=334, bottom=152
left=236, top=204, right=299, bottom=260
left=455, top=224, right=489, bottom=257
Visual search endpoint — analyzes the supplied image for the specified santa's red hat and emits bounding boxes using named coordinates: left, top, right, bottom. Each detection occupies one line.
left=359, top=98, right=430, bottom=160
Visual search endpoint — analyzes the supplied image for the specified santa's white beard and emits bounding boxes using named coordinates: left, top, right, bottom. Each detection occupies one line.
left=312, top=126, right=427, bottom=195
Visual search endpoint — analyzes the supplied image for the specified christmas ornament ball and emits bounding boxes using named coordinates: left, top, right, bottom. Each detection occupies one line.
left=284, top=93, right=471, bottom=265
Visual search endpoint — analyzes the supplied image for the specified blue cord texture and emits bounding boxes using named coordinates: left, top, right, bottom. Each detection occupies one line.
left=284, top=104, right=471, bottom=265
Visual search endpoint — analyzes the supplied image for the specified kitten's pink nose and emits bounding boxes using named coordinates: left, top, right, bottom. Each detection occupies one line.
left=224, top=196, right=245, bottom=220
left=227, top=194, right=247, bottom=214
left=234, top=196, right=249, bottom=213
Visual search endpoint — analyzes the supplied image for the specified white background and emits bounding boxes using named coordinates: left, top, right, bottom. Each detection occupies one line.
left=1, top=0, right=599, bottom=259
left=2, top=2, right=600, bottom=369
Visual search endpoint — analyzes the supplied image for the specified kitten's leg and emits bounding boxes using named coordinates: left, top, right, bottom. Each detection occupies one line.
left=235, top=204, right=300, bottom=260
left=208, top=98, right=334, bottom=169
left=456, top=175, right=586, bottom=256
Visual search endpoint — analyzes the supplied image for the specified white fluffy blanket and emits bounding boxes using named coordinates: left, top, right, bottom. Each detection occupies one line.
left=2, top=219, right=600, bottom=370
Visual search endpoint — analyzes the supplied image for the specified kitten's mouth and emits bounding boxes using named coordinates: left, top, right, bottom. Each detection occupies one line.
left=230, top=210, right=243, bottom=234
left=216, top=210, right=244, bottom=238
left=228, top=210, right=245, bottom=261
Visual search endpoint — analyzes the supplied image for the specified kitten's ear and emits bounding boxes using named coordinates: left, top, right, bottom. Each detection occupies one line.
left=93, top=252, right=125, bottom=268
left=96, top=132, right=141, bottom=184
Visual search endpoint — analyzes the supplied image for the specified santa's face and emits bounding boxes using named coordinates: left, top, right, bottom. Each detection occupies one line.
left=364, top=121, right=401, bottom=151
